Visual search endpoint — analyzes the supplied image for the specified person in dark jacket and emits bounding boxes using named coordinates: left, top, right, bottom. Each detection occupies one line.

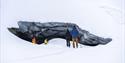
left=69, top=26, right=79, bottom=48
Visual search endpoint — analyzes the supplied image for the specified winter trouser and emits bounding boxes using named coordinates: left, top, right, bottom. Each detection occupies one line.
left=72, top=37, right=79, bottom=48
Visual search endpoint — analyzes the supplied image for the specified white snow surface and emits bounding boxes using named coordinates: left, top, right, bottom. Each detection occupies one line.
left=0, top=0, right=125, bottom=63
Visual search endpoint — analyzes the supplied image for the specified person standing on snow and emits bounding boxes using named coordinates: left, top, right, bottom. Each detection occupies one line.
left=69, top=26, right=79, bottom=48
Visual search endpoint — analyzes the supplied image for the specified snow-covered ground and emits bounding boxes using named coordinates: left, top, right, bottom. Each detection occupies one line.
left=0, top=0, right=125, bottom=63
